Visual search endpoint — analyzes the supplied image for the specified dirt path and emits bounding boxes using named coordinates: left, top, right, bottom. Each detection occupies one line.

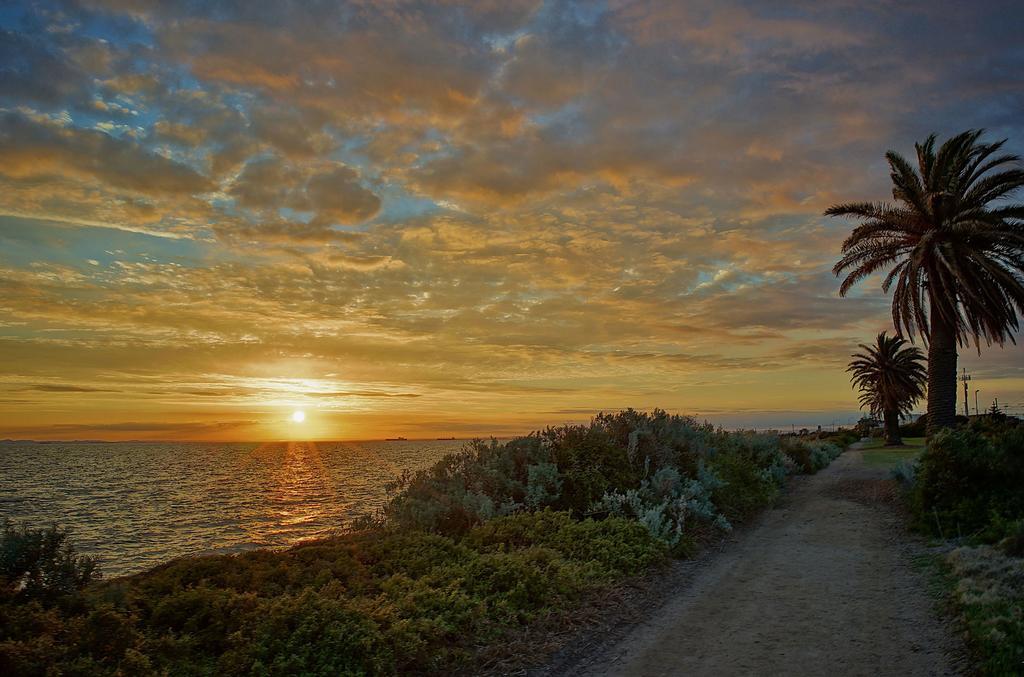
left=547, top=444, right=965, bottom=677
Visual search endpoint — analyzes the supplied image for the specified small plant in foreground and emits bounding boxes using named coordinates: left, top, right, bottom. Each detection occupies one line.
left=1, top=520, right=98, bottom=602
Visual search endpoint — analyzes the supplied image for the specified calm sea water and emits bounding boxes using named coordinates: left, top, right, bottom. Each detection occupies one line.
left=0, top=440, right=468, bottom=576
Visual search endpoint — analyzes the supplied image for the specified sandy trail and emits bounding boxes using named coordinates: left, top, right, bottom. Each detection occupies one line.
left=555, top=444, right=964, bottom=677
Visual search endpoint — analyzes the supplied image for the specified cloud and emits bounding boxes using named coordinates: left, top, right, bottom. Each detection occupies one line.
left=0, top=111, right=212, bottom=195
left=304, top=165, right=381, bottom=224
left=23, top=384, right=121, bottom=393
left=0, top=29, right=93, bottom=106
left=0, top=0, right=1023, bottom=437
left=228, top=157, right=380, bottom=226
left=313, top=390, right=420, bottom=398
left=249, top=104, right=333, bottom=158
left=212, top=218, right=365, bottom=246
left=3, top=420, right=259, bottom=438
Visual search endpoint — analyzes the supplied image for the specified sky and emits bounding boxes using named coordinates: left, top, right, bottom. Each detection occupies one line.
left=1, top=0, right=1023, bottom=441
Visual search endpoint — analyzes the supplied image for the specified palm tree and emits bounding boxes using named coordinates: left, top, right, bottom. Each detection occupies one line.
left=847, top=332, right=927, bottom=445
left=828, top=130, right=1024, bottom=435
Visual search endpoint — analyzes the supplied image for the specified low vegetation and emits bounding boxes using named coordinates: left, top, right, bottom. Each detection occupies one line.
left=945, top=545, right=1024, bottom=674
left=909, top=424, right=1023, bottom=543
left=1, top=514, right=663, bottom=675
left=0, top=410, right=846, bottom=676
left=891, top=416, right=1024, bottom=673
left=779, top=437, right=844, bottom=475
left=859, top=436, right=926, bottom=469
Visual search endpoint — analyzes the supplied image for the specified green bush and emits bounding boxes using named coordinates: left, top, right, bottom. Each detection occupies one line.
left=465, top=511, right=665, bottom=576
left=593, top=464, right=729, bottom=547
left=912, top=428, right=1024, bottom=541
left=780, top=439, right=841, bottom=474
left=382, top=410, right=730, bottom=535
left=899, top=416, right=928, bottom=438
left=0, top=509, right=666, bottom=675
left=996, top=519, right=1024, bottom=557
left=901, top=414, right=975, bottom=438
left=967, top=412, right=1021, bottom=437
left=824, top=429, right=859, bottom=448
left=708, top=450, right=780, bottom=521
left=1, top=521, right=98, bottom=603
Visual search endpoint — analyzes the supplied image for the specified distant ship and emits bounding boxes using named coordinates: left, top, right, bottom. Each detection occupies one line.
left=436, top=436, right=457, bottom=440
left=384, top=436, right=408, bottom=441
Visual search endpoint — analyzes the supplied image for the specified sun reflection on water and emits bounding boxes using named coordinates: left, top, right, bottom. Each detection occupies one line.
left=243, top=441, right=334, bottom=545
left=0, top=439, right=468, bottom=575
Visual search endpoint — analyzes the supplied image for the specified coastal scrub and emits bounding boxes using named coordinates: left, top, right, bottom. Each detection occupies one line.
left=1, top=410, right=844, bottom=675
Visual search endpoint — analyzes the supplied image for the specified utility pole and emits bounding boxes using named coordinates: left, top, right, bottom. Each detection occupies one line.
left=975, top=389, right=980, bottom=417
left=960, top=368, right=971, bottom=417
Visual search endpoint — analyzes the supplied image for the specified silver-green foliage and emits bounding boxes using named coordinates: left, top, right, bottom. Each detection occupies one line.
left=890, top=460, right=916, bottom=488
left=594, top=463, right=731, bottom=546
left=525, top=462, right=562, bottom=508
left=382, top=410, right=810, bottom=538
left=807, top=441, right=842, bottom=471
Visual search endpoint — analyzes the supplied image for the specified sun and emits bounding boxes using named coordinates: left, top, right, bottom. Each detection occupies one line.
left=291, top=410, right=306, bottom=423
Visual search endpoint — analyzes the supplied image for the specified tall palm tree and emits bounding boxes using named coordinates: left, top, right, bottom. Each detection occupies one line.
left=828, top=130, right=1024, bottom=435
left=847, top=332, right=927, bottom=445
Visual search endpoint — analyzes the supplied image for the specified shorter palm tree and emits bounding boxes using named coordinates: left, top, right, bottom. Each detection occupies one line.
left=847, top=332, right=927, bottom=445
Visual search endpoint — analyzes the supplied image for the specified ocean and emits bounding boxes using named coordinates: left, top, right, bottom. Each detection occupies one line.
left=0, top=439, right=468, bottom=576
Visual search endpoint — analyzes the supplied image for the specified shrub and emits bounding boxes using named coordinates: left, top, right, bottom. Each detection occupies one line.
left=593, top=463, right=730, bottom=547
left=968, top=412, right=1021, bottom=437
left=808, top=441, right=842, bottom=470
left=1, top=521, right=98, bottom=603
left=890, top=460, right=916, bottom=488
left=903, top=414, right=975, bottom=437
left=525, top=462, right=562, bottom=508
left=912, top=428, right=1024, bottom=541
left=543, top=420, right=641, bottom=512
left=899, top=415, right=929, bottom=438
left=824, top=429, right=859, bottom=448
left=382, top=438, right=535, bottom=535
left=383, top=412, right=818, bottom=561
left=994, top=518, right=1024, bottom=558
left=708, top=450, right=781, bottom=522
left=221, top=590, right=391, bottom=676
left=384, top=410, right=782, bottom=537
left=780, top=439, right=841, bottom=474
left=464, top=511, right=665, bottom=576
left=0, top=506, right=669, bottom=675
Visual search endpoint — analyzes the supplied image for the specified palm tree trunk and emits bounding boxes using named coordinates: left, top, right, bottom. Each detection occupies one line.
left=883, top=409, right=902, bottom=446
left=926, top=298, right=958, bottom=436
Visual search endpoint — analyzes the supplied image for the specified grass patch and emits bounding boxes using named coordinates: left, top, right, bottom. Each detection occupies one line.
left=945, top=546, right=1024, bottom=675
left=861, top=437, right=925, bottom=469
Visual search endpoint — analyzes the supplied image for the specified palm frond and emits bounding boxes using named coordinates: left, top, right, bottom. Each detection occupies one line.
left=827, top=130, right=1024, bottom=347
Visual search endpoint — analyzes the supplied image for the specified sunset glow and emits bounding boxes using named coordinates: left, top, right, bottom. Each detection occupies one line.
left=1, top=1, right=1022, bottom=441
